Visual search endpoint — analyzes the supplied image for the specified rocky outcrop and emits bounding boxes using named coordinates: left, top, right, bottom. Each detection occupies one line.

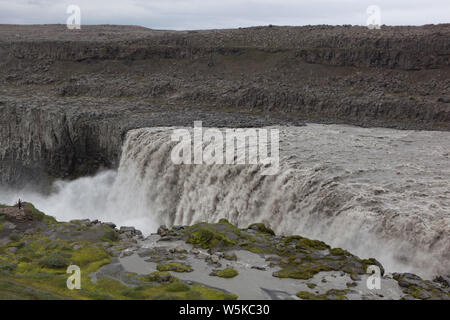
left=0, top=24, right=449, bottom=185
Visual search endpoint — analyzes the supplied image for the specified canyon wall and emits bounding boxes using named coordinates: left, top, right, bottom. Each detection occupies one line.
left=0, top=24, right=449, bottom=185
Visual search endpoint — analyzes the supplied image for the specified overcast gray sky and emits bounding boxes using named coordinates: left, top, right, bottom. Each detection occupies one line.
left=0, top=0, right=449, bottom=30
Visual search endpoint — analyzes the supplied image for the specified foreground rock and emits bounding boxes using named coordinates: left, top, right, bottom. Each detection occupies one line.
left=0, top=203, right=449, bottom=300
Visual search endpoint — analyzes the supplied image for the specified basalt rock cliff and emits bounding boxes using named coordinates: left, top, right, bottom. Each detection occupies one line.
left=0, top=24, right=449, bottom=186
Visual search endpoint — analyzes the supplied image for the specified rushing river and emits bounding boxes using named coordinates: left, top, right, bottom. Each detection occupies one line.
left=1, top=124, right=449, bottom=278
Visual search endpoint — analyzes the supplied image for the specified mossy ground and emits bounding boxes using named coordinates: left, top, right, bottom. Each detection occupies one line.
left=185, top=220, right=241, bottom=250
left=273, top=235, right=382, bottom=281
left=393, top=273, right=450, bottom=300
left=184, top=219, right=274, bottom=254
left=2, top=205, right=446, bottom=300
left=247, top=223, right=275, bottom=235
left=296, top=289, right=350, bottom=300
left=23, top=203, right=57, bottom=224
left=0, top=204, right=236, bottom=300
left=210, top=267, right=239, bottom=278
left=0, top=277, right=67, bottom=299
left=92, top=276, right=237, bottom=300
left=182, top=219, right=386, bottom=282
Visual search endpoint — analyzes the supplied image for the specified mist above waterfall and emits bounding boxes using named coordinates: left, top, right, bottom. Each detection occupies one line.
left=1, top=124, right=449, bottom=278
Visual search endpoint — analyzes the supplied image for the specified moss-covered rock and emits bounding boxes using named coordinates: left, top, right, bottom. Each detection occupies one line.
left=166, top=281, right=191, bottom=292
left=23, top=203, right=57, bottom=224
left=210, top=267, right=239, bottom=278
left=296, top=289, right=349, bottom=300
left=139, top=271, right=174, bottom=283
left=38, top=252, right=70, bottom=269
left=296, top=290, right=323, bottom=300
left=185, top=222, right=238, bottom=250
left=0, top=205, right=242, bottom=300
left=393, top=273, right=450, bottom=300
left=247, top=223, right=275, bottom=235
left=101, top=230, right=119, bottom=243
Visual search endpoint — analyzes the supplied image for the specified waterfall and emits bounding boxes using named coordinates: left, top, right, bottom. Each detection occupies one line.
left=2, top=124, right=449, bottom=277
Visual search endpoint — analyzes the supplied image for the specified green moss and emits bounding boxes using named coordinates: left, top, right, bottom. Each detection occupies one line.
left=393, top=273, right=447, bottom=300
left=0, top=208, right=241, bottom=300
left=92, top=276, right=237, bottom=300
left=296, top=289, right=349, bottom=300
left=152, top=293, right=182, bottom=300
left=0, top=277, right=67, bottom=300
left=239, top=232, right=257, bottom=243
left=121, top=288, right=145, bottom=299
left=0, top=260, right=18, bottom=273
left=101, top=230, right=119, bottom=243
left=95, top=278, right=129, bottom=299
left=189, top=285, right=237, bottom=300
left=125, top=272, right=137, bottom=277
left=329, top=248, right=351, bottom=256
left=295, top=238, right=329, bottom=251
left=71, top=247, right=109, bottom=266
left=361, top=258, right=384, bottom=275
left=392, top=273, right=403, bottom=281
left=274, top=257, right=337, bottom=280
left=404, top=286, right=424, bottom=299
left=296, top=291, right=323, bottom=300
left=284, top=235, right=303, bottom=245
left=157, top=262, right=193, bottom=273
left=184, top=290, right=202, bottom=299
left=211, top=267, right=239, bottom=278
left=45, top=242, right=59, bottom=250
left=323, top=289, right=349, bottom=300
left=139, top=271, right=174, bottom=283
left=247, top=245, right=274, bottom=254
left=186, top=225, right=236, bottom=249
left=306, top=283, right=317, bottom=289
left=38, top=253, right=69, bottom=269
left=166, top=281, right=191, bottom=292
left=23, top=203, right=57, bottom=224
left=274, top=268, right=317, bottom=280
left=223, top=252, right=237, bottom=261
left=247, top=223, right=275, bottom=235
left=9, top=233, right=21, bottom=242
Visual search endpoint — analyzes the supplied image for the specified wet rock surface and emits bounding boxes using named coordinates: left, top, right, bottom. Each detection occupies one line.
left=1, top=204, right=448, bottom=300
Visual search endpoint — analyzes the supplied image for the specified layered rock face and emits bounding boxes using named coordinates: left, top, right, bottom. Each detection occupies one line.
left=0, top=24, right=449, bottom=185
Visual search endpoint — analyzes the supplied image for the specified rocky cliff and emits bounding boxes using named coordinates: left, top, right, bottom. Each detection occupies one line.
left=0, top=24, right=449, bottom=185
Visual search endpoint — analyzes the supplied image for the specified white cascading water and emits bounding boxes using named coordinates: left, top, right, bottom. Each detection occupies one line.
left=1, top=124, right=449, bottom=278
